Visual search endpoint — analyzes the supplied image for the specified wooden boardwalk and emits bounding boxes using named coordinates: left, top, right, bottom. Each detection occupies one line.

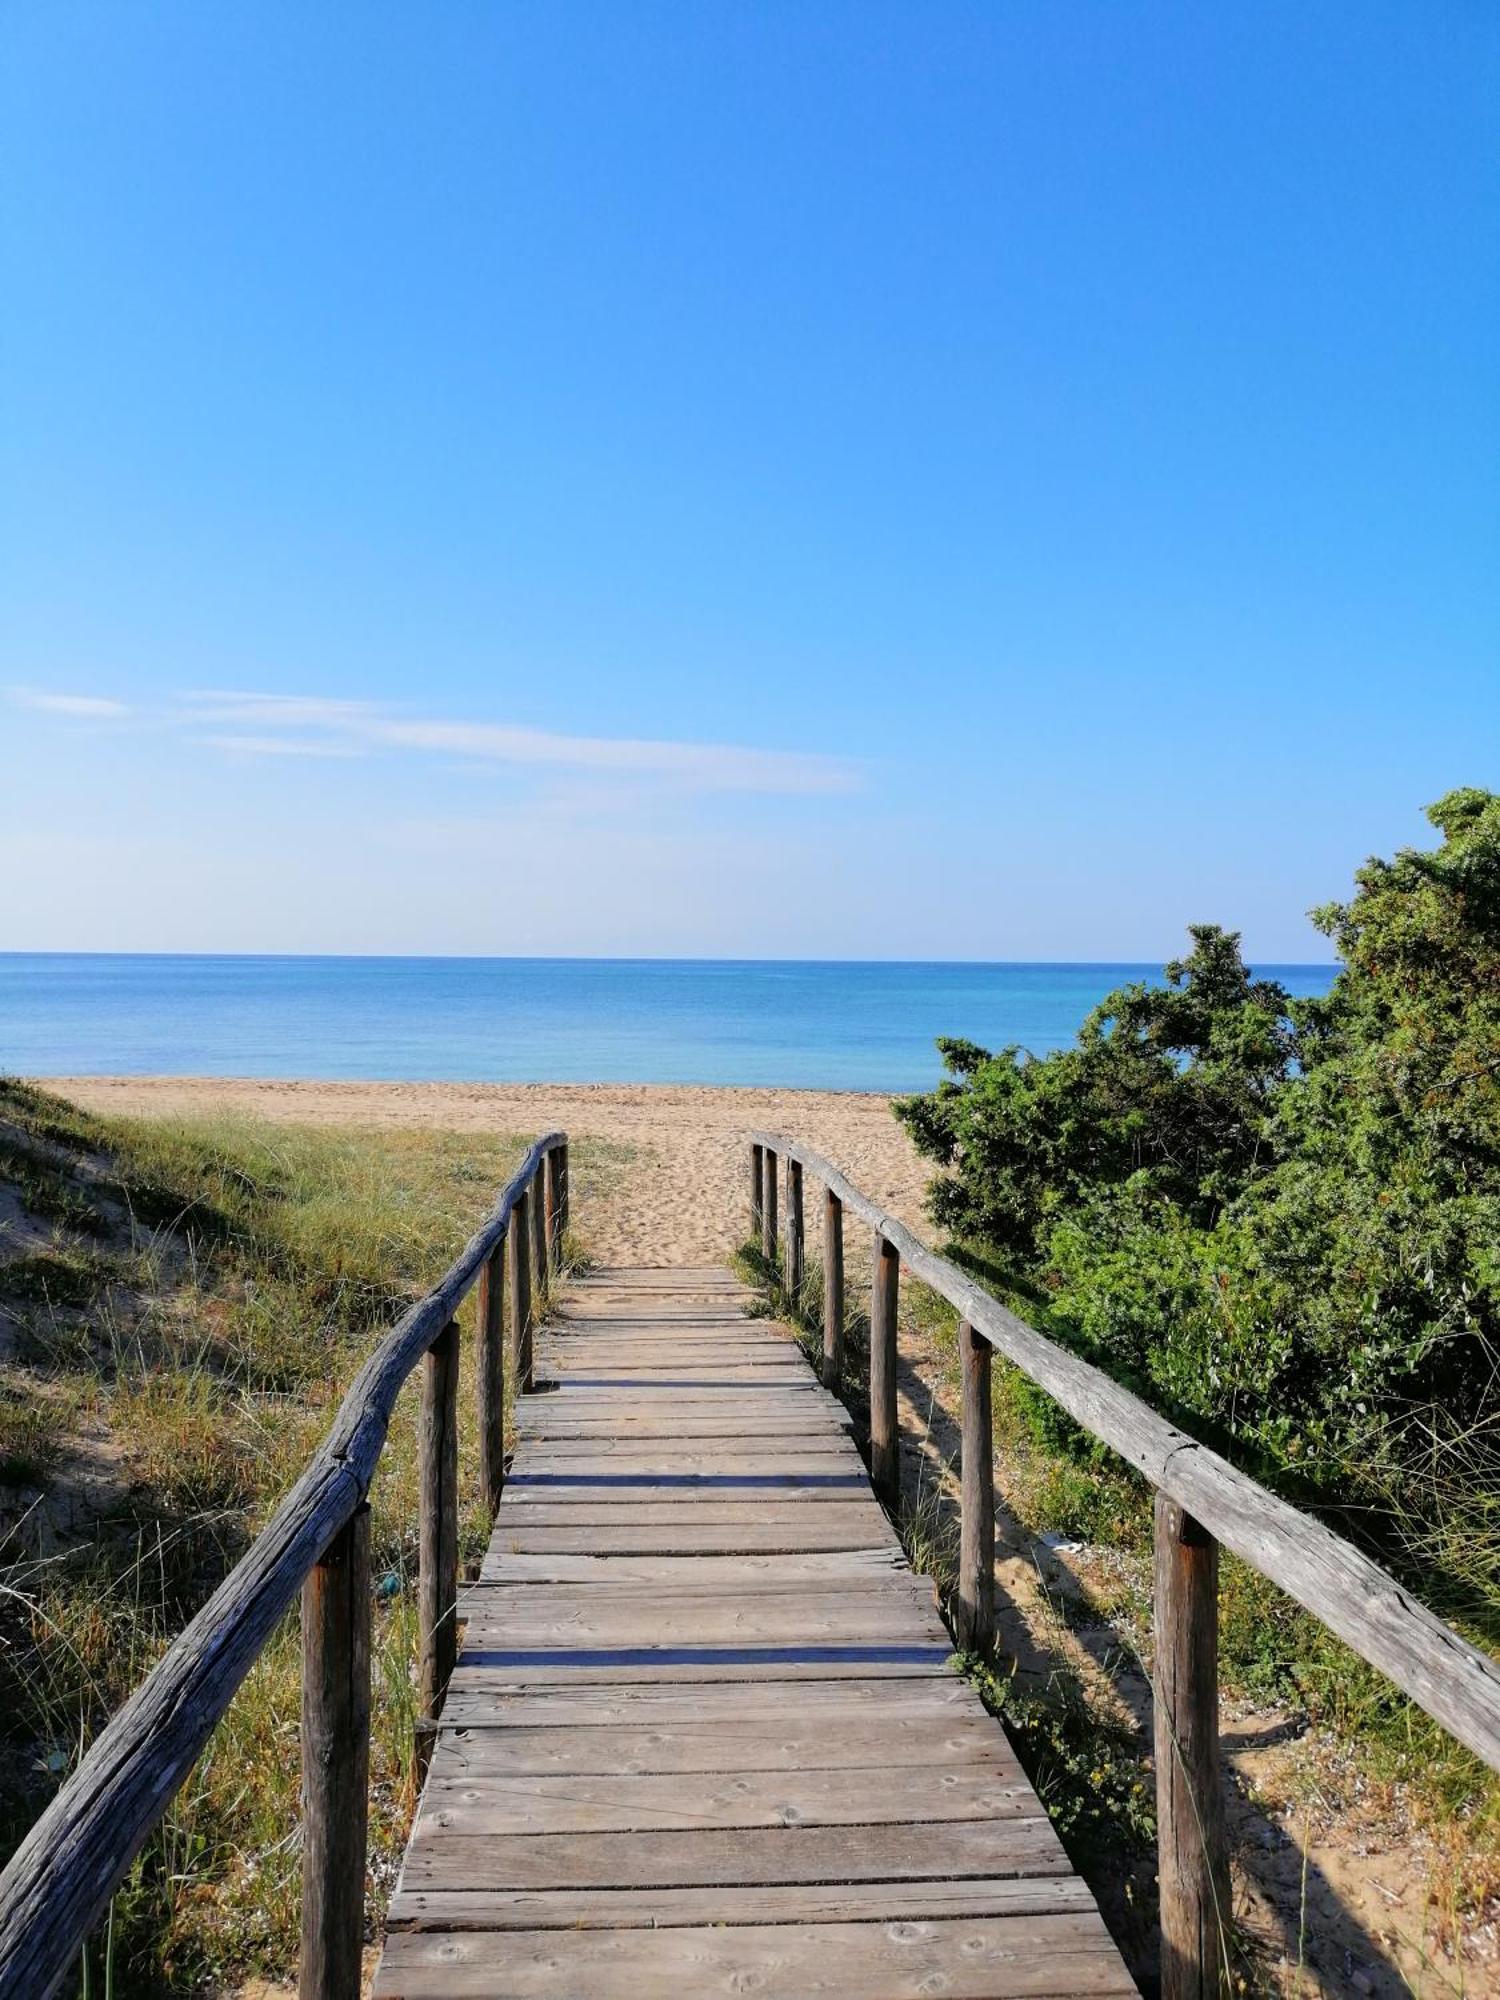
left=374, top=1266, right=1134, bottom=1999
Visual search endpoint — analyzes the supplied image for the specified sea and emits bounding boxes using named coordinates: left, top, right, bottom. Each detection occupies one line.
left=0, top=956, right=1335, bottom=1094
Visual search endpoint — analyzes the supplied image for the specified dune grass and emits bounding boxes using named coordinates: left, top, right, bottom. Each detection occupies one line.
left=0, top=1081, right=583, bottom=1997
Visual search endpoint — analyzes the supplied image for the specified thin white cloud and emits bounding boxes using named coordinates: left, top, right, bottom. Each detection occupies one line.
left=180, top=690, right=858, bottom=796
left=195, top=733, right=365, bottom=759
left=7, top=687, right=130, bottom=719
left=370, top=719, right=855, bottom=794
left=180, top=692, right=377, bottom=728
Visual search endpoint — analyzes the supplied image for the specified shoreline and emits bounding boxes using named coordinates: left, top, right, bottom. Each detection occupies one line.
left=41, top=1075, right=933, bottom=1265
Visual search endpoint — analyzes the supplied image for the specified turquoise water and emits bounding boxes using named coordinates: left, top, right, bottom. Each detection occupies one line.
left=0, top=956, right=1334, bottom=1093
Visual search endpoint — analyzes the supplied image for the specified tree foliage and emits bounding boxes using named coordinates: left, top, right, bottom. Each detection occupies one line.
left=895, top=793, right=1500, bottom=1611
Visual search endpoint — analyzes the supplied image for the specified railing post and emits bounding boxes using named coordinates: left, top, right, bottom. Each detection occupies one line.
left=761, top=1148, right=778, bottom=1267
left=476, top=1241, right=506, bottom=1517
left=544, top=1146, right=562, bottom=1271
left=1155, top=1492, right=1230, bottom=2000
left=555, top=1139, right=570, bottom=1246
left=299, top=1503, right=369, bottom=2000
left=786, top=1158, right=805, bottom=1307
left=509, top=1189, right=533, bottom=1392
left=530, top=1166, right=548, bottom=1297
left=821, top=1186, right=844, bottom=1389
left=955, top=1320, right=995, bottom=1653
left=417, top=1319, right=460, bottom=1752
left=869, top=1232, right=900, bottom=1510
left=750, top=1143, right=764, bottom=1239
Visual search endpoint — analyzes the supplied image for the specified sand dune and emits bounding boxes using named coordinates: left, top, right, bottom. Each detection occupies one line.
left=43, top=1078, right=935, bottom=1266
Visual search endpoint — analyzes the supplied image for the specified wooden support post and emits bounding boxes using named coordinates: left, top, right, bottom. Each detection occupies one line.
left=531, top=1168, right=548, bottom=1296
left=544, top=1147, right=562, bottom=1271
left=786, top=1158, right=805, bottom=1306
left=869, top=1232, right=900, bottom=1511
left=955, top=1320, right=995, bottom=1654
left=821, top=1187, right=844, bottom=1390
left=299, top=1503, right=369, bottom=2000
left=750, top=1143, right=764, bottom=1238
left=509, top=1191, right=533, bottom=1392
left=417, top=1321, right=459, bottom=1741
left=554, top=1140, right=570, bottom=1246
left=1155, top=1492, right=1231, bottom=2000
left=476, top=1242, right=506, bottom=1517
left=761, top=1149, right=778, bottom=1266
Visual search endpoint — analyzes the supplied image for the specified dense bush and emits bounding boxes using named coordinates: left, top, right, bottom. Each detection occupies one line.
left=896, top=791, right=1500, bottom=1618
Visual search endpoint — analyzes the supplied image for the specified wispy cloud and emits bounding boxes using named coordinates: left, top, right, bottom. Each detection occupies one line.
left=6, top=687, right=130, bottom=719
left=182, top=691, right=858, bottom=796
left=196, top=733, right=366, bottom=758
left=180, top=692, right=377, bottom=729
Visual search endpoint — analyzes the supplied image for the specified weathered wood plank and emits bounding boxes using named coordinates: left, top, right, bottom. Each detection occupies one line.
left=474, top=1549, right=907, bottom=1588
left=396, top=1814, right=1071, bottom=1893
left=387, top=1874, right=1101, bottom=1933
left=458, top=1593, right=949, bottom=1649
left=373, top=1914, right=1135, bottom=1999
left=426, top=1710, right=1013, bottom=1774
left=487, top=1520, right=900, bottom=1555
left=435, top=1673, right=980, bottom=1731
left=418, top=1764, right=1038, bottom=1836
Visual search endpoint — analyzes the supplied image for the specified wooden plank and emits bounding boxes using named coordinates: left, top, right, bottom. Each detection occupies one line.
left=395, top=1814, right=1071, bottom=1894
left=486, top=1521, right=900, bottom=1555
left=388, top=1874, right=1101, bottom=1933
left=497, top=1483, right=874, bottom=1509
left=474, top=1550, right=907, bottom=1588
left=434, top=1673, right=980, bottom=1731
left=512, top=1461, right=866, bottom=1486
left=426, top=1710, right=1014, bottom=1774
left=374, top=1913, right=1135, bottom=1999
left=446, top=1648, right=955, bottom=1687
left=458, top=1594, right=949, bottom=1649
left=416, top=1765, right=1039, bottom=1836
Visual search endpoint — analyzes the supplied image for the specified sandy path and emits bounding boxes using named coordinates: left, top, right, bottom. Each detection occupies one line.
left=43, top=1078, right=933, bottom=1265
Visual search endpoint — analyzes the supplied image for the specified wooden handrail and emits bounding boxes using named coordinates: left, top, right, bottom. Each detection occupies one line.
left=0, top=1130, right=566, bottom=2000
left=754, top=1130, right=1500, bottom=2000
left=751, top=1130, right=1500, bottom=1773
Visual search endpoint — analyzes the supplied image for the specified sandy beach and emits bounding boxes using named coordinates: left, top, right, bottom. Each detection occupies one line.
left=43, top=1078, right=935, bottom=1266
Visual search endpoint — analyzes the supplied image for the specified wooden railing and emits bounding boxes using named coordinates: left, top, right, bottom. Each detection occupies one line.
left=749, top=1133, right=1500, bottom=2000
left=0, top=1133, right=570, bottom=2000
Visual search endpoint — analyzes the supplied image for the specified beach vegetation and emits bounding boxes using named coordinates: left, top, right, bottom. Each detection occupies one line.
left=0, top=1083, right=587, bottom=1996
left=895, top=790, right=1500, bottom=1908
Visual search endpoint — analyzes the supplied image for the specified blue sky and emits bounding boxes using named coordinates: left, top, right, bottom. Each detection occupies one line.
left=2, top=2, right=1495, bottom=959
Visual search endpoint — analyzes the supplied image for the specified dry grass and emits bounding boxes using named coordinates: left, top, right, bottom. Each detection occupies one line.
left=0, top=1081, right=601, bottom=1997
